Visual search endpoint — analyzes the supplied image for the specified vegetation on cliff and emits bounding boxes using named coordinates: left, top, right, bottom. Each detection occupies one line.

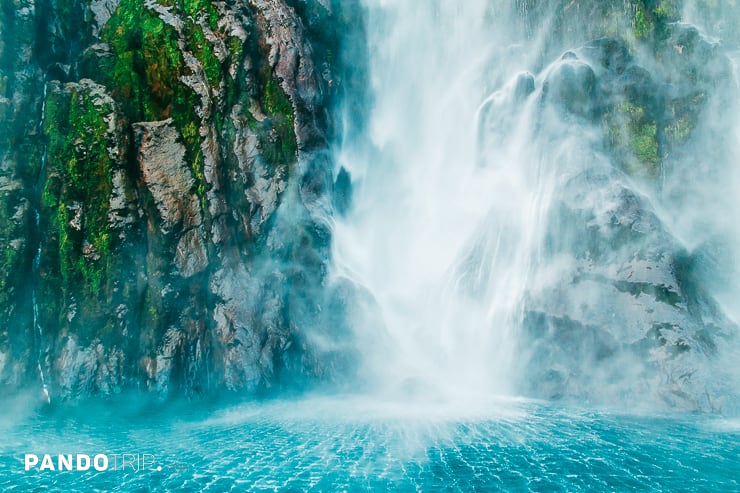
left=0, top=0, right=357, bottom=398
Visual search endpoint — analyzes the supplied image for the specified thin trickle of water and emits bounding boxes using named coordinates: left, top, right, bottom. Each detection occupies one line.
left=33, top=80, right=50, bottom=405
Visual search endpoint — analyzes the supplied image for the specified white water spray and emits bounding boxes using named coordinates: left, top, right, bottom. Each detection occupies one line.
left=331, top=0, right=740, bottom=410
left=332, top=1, right=557, bottom=398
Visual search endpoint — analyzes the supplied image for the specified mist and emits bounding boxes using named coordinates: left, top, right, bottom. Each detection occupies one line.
left=331, top=0, right=740, bottom=414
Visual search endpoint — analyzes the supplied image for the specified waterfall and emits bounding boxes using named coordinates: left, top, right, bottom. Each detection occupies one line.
left=331, top=0, right=740, bottom=408
left=332, top=0, right=548, bottom=398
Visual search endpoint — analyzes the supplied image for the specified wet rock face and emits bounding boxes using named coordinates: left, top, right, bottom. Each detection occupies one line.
left=0, top=0, right=43, bottom=387
left=481, top=23, right=730, bottom=180
left=479, top=27, right=738, bottom=411
left=543, top=58, right=596, bottom=117
left=136, top=120, right=199, bottom=236
left=0, top=0, right=362, bottom=400
left=521, top=166, right=737, bottom=412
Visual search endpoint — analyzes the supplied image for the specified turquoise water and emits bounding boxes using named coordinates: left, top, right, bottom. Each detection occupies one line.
left=0, top=396, right=738, bottom=492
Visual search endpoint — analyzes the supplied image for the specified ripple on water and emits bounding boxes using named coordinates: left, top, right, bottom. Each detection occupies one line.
left=0, top=397, right=738, bottom=492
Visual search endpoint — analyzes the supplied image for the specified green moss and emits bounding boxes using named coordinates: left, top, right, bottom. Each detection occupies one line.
left=632, top=1, right=680, bottom=44
left=603, top=101, right=661, bottom=178
left=264, top=74, right=292, bottom=117
left=662, top=93, right=704, bottom=147
left=191, top=151, right=208, bottom=210
left=92, top=0, right=216, bottom=221
left=653, top=2, right=680, bottom=41
left=141, top=283, right=166, bottom=344
left=42, top=85, right=115, bottom=300
left=174, top=0, right=220, bottom=30
left=258, top=71, right=297, bottom=166
left=97, top=0, right=188, bottom=121
left=185, top=20, right=221, bottom=90
left=632, top=7, right=650, bottom=40
left=0, top=190, right=25, bottom=311
left=181, top=120, right=199, bottom=148
left=631, top=122, right=659, bottom=166
left=174, top=115, right=207, bottom=208
left=147, top=0, right=224, bottom=91
left=665, top=116, right=692, bottom=144
left=227, top=36, right=244, bottom=61
left=624, top=102, right=659, bottom=176
left=222, top=36, right=246, bottom=114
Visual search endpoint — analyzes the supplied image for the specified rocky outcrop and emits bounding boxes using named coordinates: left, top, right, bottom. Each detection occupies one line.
left=3, top=0, right=735, bottom=411
left=0, top=0, right=362, bottom=401
left=477, top=20, right=738, bottom=411
left=520, top=167, right=736, bottom=412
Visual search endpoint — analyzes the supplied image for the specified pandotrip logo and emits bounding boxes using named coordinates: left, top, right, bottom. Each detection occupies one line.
left=23, top=453, right=190, bottom=473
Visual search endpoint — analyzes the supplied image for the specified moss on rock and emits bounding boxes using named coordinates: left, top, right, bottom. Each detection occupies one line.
left=603, top=100, right=661, bottom=178
left=95, top=0, right=190, bottom=121
left=259, top=70, right=298, bottom=167
left=43, top=83, right=114, bottom=296
left=39, top=80, right=131, bottom=346
left=0, top=190, right=27, bottom=316
left=631, top=1, right=681, bottom=43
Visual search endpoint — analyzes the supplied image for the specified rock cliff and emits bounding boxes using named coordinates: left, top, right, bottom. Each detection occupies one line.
left=0, top=0, right=363, bottom=400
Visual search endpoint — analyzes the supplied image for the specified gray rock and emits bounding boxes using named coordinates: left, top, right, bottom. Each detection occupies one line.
left=520, top=165, right=737, bottom=412
left=543, top=57, right=596, bottom=117
left=135, top=119, right=203, bottom=234
left=175, top=228, right=208, bottom=278
left=88, top=0, right=120, bottom=36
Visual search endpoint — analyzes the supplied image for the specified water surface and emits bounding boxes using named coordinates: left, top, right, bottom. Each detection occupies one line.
left=1, top=396, right=737, bottom=492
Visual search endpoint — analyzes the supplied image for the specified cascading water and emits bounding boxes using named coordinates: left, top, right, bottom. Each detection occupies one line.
left=333, top=0, right=740, bottom=409
left=332, top=1, right=582, bottom=397
left=332, top=1, right=532, bottom=398
left=3, top=1, right=740, bottom=491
